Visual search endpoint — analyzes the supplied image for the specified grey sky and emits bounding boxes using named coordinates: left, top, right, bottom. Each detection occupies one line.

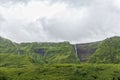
left=0, top=0, right=120, bottom=43
left=0, top=0, right=31, bottom=4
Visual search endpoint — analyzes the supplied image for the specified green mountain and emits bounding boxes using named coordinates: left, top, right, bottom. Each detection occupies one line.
left=1, top=36, right=120, bottom=66
left=89, top=36, right=120, bottom=63
left=2, top=36, right=120, bottom=80
left=0, top=37, right=79, bottom=67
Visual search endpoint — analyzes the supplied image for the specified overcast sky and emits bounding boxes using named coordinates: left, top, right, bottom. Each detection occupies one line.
left=0, top=0, right=120, bottom=43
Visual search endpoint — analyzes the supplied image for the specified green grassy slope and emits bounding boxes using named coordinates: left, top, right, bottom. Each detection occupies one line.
left=0, top=37, right=17, bottom=54
left=0, top=54, right=34, bottom=67
left=89, top=36, right=120, bottom=63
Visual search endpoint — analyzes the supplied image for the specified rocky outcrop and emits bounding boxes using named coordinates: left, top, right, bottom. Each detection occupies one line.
left=74, top=42, right=100, bottom=62
left=34, top=48, right=45, bottom=56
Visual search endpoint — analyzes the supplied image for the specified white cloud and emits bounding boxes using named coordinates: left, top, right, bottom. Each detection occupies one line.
left=0, top=0, right=31, bottom=5
left=40, top=7, right=89, bottom=41
left=0, top=0, right=120, bottom=43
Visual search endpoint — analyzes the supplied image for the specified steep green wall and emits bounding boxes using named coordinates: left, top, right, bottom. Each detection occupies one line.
left=89, top=36, right=120, bottom=63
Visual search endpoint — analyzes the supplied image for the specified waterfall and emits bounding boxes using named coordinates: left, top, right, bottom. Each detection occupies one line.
left=18, top=48, right=21, bottom=55
left=74, top=44, right=78, bottom=57
left=12, top=42, right=21, bottom=55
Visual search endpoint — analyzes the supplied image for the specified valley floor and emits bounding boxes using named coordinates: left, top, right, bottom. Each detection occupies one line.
left=0, top=64, right=120, bottom=80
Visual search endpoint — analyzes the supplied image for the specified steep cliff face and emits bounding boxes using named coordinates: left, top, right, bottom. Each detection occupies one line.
left=34, top=48, right=45, bottom=56
left=75, top=42, right=100, bottom=62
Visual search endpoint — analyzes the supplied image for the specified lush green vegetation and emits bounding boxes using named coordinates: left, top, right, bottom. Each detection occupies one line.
left=0, top=37, right=17, bottom=54
left=1, top=36, right=120, bottom=80
left=0, top=36, right=79, bottom=64
left=89, top=36, right=120, bottom=63
left=0, top=53, right=44, bottom=67
left=19, top=42, right=79, bottom=64
left=1, top=64, right=120, bottom=80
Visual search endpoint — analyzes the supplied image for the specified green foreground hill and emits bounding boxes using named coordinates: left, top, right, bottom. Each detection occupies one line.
left=1, top=64, right=120, bottom=80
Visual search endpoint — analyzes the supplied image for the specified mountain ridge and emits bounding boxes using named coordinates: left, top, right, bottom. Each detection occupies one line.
left=0, top=36, right=120, bottom=65
left=0, top=36, right=79, bottom=66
